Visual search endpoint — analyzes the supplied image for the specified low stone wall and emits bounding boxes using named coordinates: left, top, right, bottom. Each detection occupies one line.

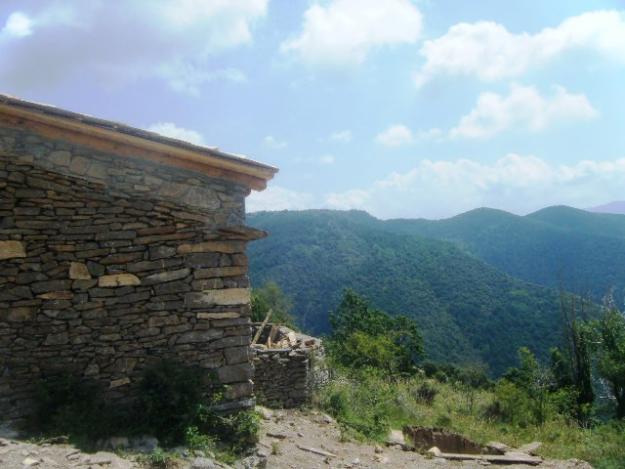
left=0, top=125, right=258, bottom=422
left=251, top=324, right=323, bottom=408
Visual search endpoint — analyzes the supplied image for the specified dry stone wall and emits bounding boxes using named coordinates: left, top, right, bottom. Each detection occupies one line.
left=0, top=125, right=256, bottom=422
left=252, top=324, right=324, bottom=408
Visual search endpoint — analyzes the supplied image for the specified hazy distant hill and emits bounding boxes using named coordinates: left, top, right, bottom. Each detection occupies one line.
left=248, top=210, right=565, bottom=375
left=383, top=205, right=625, bottom=305
left=589, top=200, right=625, bottom=215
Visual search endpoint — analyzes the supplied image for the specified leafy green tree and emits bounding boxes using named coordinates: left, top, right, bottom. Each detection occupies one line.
left=251, top=281, right=296, bottom=328
left=327, top=289, right=423, bottom=375
left=502, top=347, right=554, bottom=426
left=593, top=307, right=625, bottom=419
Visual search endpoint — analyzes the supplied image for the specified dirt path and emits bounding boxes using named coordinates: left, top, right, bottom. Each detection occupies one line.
left=257, top=408, right=593, bottom=469
left=0, top=410, right=593, bottom=469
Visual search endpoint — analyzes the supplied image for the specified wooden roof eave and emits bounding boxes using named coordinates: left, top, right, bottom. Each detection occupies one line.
left=0, top=102, right=277, bottom=191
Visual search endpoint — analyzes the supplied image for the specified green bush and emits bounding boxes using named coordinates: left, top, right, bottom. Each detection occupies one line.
left=319, top=369, right=394, bottom=440
left=414, top=382, right=438, bottom=405
left=134, top=361, right=206, bottom=446
left=28, top=373, right=125, bottom=447
left=326, top=289, right=423, bottom=375
left=251, top=281, right=296, bottom=328
left=27, top=360, right=258, bottom=456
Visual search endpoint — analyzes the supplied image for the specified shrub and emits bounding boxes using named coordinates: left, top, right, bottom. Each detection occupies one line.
left=134, top=360, right=206, bottom=446
left=251, top=281, right=296, bottom=328
left=28, top=373, right=124, bottom=447
left=414, top=382, right=438, bottom=405
left=139, top=449, right=177, bottom=469
left=27, top=360, right=259, bottom=456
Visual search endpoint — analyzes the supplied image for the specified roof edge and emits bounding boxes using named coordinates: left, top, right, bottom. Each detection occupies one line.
left=0, top=94, right=278, bottom=190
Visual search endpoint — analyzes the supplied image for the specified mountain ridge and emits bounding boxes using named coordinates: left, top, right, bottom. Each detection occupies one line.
left=247, top=209, right=575, bottom=375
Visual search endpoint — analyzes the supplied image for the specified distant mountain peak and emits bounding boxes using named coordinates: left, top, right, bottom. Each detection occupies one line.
left=588, top=201, right=625, bottom=215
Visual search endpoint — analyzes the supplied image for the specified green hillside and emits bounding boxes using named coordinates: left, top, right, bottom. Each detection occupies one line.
left=384, top=206, right=625, bottom=305
left=247, top=210, right=565, bottom=375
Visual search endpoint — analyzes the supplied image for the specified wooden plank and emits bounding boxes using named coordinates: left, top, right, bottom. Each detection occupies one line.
left=438, top=452, right=542, bottom=465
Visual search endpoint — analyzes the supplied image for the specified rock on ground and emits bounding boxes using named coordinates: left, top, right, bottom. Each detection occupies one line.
left=0, top=438, right=137, bottom=469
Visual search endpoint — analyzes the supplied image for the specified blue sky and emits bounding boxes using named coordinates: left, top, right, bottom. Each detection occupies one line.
left=1, top=0, right=624, bottom=219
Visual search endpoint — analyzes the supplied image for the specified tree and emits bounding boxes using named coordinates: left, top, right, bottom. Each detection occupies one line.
left=327, top=289, right=423, bottom=375
left=502, top=347, right=554, bottom=426
left=593, top=307, right=625, bottom=419
left=251, top=281, right=296, bottom=328
left=558, top=292, right=594, bottom=422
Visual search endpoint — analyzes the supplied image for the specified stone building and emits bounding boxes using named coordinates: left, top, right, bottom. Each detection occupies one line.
left=0, top=94, right=277, bottom=422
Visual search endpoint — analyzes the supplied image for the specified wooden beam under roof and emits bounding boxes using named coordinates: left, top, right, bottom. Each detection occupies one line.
left=0, top=94, right=278, bottom=191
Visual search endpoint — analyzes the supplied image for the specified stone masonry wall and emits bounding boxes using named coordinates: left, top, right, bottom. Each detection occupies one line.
left=252, top=324, right=323, bottom=409
left=0, top=124, right=256, bottom=422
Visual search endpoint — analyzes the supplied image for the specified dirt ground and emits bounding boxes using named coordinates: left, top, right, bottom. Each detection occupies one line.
left=0, top=409, right=594, bottom=469
left=0, top=437, right=138, bottom=469
left=257, top=408, right=594, bottom=469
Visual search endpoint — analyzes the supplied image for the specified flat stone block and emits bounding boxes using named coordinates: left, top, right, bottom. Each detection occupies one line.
left=69, top=262, right=91, bottom=280
left=0, top=240, right=26, bottom=260
left=38, top=291, right=73, bottom=300
left=185, top=289, right=250, bottom=308
left=217, top=363, right=253, bottom=384
left=143, top=268, right=190, bottom=285
left=177, top=329, right=223, bottom=344
left=110, top=378, right=131, bottom=388
left=98, top=273, right=141, bottom=287
left=3, top=307, right=35, bottom=322
left=197, top=312, right=241, bottom=320
left=178, top=241, right=245, bottom=254
left=194, top=266, right=246, bottom=279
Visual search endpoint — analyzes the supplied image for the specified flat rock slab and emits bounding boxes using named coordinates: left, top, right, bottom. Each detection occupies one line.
left=0, top=241, right=26, bottom=260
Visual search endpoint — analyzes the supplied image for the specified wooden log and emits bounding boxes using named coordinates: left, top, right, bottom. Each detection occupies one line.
left=438, top=452, right=542, bottom=465
left=252, top=309, right=273, bottom=345
left=296, top=445, right=337, bottom=458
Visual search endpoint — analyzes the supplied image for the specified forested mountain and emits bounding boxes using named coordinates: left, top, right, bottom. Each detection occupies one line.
left=247, top=210, right=566, bottom=375
left=383, top=205, right=625, bottom=305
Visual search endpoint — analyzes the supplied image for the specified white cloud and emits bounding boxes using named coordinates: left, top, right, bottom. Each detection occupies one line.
left=451, top=84, right=598, bottom=139
left=2, top=12, right=33, bottom=37
left=160, top=65, right=248, bottom=95
left=263, top=136, right=287, bottom=149
left=247, top=185, right=316, bottom=212
left=146, top=122, right=204, bottom=145
left=319, top=154, right=335, bottom=165
left=281, top=0, right=422, bottom=66
left=375, top=124, right=414, bottom=147
left=414, top=10, right=625, bottom=86
left=329, top=130, right=352, bottom=143
left=325, top=154, right=625, bottom=219
left=0, top=1, right=267, bottom=93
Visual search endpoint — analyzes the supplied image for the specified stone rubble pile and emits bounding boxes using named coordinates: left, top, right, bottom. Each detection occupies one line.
left=251, top=324, right=324, bottom=408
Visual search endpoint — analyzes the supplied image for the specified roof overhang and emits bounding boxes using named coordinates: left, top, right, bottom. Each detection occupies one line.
left=0, top=94, right=278, bottom=191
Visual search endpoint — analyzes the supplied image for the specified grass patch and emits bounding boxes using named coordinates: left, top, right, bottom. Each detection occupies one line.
left=316, top=370, right=625, bottom=468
